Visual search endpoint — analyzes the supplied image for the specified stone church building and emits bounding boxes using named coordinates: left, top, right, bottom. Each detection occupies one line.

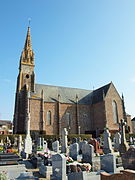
left=13, top=27, right=132, bottom=136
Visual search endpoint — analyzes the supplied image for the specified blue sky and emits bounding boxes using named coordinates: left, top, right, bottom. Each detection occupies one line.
left=0, top=0, right=135, bottom=120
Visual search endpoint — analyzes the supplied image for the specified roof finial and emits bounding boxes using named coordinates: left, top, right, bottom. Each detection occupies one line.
left=28, top=18, right=31, bottom=27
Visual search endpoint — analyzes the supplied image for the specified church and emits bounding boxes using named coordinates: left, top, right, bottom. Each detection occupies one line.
left=13, top=27, right=132, bottom=137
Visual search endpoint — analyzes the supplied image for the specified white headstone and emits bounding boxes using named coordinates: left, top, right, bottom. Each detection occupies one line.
left=24, top=98, right=32, bottom=159
left=43, top=140, right=48, bottom=150
left=61, top=128, right=68, bottom=153
left=18, top=135, right=23, bottom=154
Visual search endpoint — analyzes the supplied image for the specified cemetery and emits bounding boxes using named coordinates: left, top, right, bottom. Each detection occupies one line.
left=0, top=119, right=135, bottom=179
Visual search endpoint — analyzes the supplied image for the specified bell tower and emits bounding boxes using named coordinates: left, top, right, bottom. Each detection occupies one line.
left=13, top=27, right=35, bottom=134
left=17, top=26, right=35, bottom=92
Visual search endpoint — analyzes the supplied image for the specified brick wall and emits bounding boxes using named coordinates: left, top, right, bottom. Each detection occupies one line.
left=105, top=84, right=123, bottom=131
left=91, top=102, right=106, bottom=131
left=27, top=84, right=132, bottom=135
left=127, top=114, right=132, bottom=134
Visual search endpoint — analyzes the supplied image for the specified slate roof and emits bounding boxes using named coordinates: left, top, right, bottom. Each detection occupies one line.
left=92, top=83, right=111, bottom=104
left=32, top=84, right=93, bottom=104
left=132, top=117, right=135, bottom=121
left=31, top=82, right=112, bottom=105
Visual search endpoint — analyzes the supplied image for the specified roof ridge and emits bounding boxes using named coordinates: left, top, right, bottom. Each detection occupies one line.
left=35, top=83, right=92, bottom=92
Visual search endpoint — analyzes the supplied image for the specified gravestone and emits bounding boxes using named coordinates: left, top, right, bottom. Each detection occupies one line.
left=52, top=140, right=59, bottom=153
left=0, top=164, right=26, bottom=180
left=100, top=153, right=116, bottom=173
left=16, top=172, right=38, bottom=180
left=119, top=119, right=129, bottom=155
left=0, top=139, right=4, bottom=145
left=122, top=146, right=135, bottom=170
left=43, top=140, right=48, bottom=150
left=61, top=128, right=68, bottom=153
left=30, top=154, right=43, bottom=168
left=114, top=132, right=121, bottom=151
left=14, top=137, right=18, bottom=147
left=39, top=165, right=52, bottom=178
left=130, top=136, right=134, bottom=145
left=69, top=143, right=79, bottom=160
left=89, top=138, right=102, bottom=154
left=18, top=135, right=23, bottom=155
left=68, top=171, right=99, bottom=180
left=42, top=138, right=44, bottom=147
left=103, top=129, right=113, bottom=154
left=6, top=136, right=11, bottom=145
left=24, top=97, right=32, bottom=159
left=51, top=154, right=66, bottom=180
left=0, top=153, right=20, bottom=165
left=48, top=139, right=53, bottom=150
left=79, top=140, right=88, bottom=154
left=82, top=143, right=94, bottom=164
left=72, top=137, right=77, bottom=144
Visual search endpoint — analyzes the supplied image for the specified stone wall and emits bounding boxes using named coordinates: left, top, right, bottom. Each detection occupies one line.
left=91, top=102, right=106, bottom=131
left=16, top=84, right=132, bottom=135
left=105, top=84, right=123, bottom=131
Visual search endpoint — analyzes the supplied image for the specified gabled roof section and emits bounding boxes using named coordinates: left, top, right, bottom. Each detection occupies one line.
left=132, top=117, right=135, bottom=121
left=92, top=83, right=112, bottom=104
left=32, top=84, right=93, bottom=104
left=31, top=82, right=115, bottom=105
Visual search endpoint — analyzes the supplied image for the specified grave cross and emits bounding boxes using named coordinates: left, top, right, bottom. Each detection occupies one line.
left=119, top=119, right=126, bottom=144
left=119, top=119, right=129, bottom=155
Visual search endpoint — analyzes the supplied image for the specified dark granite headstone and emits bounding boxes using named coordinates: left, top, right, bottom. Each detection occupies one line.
left=122, top=146, right=135, bottom=170
left=0, top=153, right=20, bottom=165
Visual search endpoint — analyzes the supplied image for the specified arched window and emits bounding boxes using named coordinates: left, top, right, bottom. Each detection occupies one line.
left=46, top=111, right=51, bottom=125
left=112, top=100, right=119, bottom=123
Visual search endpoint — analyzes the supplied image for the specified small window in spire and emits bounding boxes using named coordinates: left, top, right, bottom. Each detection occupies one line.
left=26, top=74, right=29, bottom=79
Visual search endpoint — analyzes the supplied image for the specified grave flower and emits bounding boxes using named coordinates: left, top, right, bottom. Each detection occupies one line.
left=65, top=156, right=74, bottom=164
left=44, top=148, right=51, bottom=158
left=38, top=148, right=52, bottom=158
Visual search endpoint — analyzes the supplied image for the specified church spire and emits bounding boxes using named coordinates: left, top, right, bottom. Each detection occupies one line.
left=24, top=27, right=32, bottom=51
left=20, top=27, right=34, bottom=65
left=17, top=26, right=35, bottom=92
